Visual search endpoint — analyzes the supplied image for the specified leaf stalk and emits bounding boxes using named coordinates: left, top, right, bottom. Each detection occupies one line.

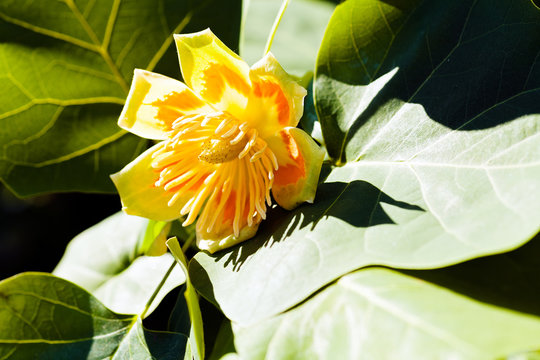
left=264, top=0, right=291, bottom=55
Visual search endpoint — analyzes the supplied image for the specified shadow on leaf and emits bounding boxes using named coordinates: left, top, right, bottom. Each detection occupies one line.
left=402, top=231, right=540, bottom=318
left=209, top=179, right=423, bottom=272
left=317, top=0, right=540, bottom=162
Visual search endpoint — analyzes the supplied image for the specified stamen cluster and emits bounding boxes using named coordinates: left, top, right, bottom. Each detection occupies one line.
left=150, top=112, right=278, bottom=237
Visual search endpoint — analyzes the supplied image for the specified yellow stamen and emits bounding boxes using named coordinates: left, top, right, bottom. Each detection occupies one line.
left=250, top=141, right=267, bottom=162
left=230, top=130, right=246, bottom=145
left=215, top=118, right=232, bottom=135
left=152, top=110, right=278, bottom=239
left=221, top=124, right=238, bottom=138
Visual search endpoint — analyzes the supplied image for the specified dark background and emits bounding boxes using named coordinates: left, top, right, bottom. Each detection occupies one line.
left=0, top=185, right=119, bottom=280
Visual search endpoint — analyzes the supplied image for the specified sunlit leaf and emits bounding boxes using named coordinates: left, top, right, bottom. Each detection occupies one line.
left=0, top=273, right=186, bottom=359
left=190, top=0, right=540, bottom=325
left=241, top=0, right=334, bottom=75
left=234, top=268, right=540, bottom=360
left=54, top=212, right=185, bottom=317
left=138, top=219, right=171, bottom=256
left=0, top=0, right=242, bottom=196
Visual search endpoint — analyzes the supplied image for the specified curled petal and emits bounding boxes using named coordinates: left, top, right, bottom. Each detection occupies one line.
left=244, top=53, right=307, bottom=138
left=119, top=69, right=212, bottom=140
left=174, top=29, right=251, bottom=119
left=267, top=128, right=325, bottom=210
left=111, top=143, right=192, bottom=221
left=197, top=223, right=260, bottom=254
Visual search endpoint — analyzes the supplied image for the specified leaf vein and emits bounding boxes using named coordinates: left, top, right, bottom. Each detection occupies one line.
left=0, top=12, right=98, bottom=52
left=4, top=290, right=133, bottom=322
left=146, top=11, right=194, bottom=71
left=338, top=278, right=485, bottom=356
left=4, top=130, right=127, bottom=167
left=102, top=0, right=121, bottom=50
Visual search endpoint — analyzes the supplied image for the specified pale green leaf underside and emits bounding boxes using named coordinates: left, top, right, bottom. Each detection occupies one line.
left=0, top=0, right=242, bottom=196
left=190, top=0, right=540, bottom=326
left=0, top=273, right=186, bottom=359
left=234, top=268, right=540, bottom=360
left=241, top=0, right=335, bottom=76
left=54, top=212, right=186, bottom=317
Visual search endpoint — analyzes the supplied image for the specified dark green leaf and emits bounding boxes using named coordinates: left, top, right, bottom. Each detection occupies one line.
left=234, top=268, right=540, bottom=360
left=110, top=319, right=187, bottom=360
left=54, top=212, right=185, bottom=317
left=208, top=320, right=236, bottom=360
left=169, top=285, right=191, bottom=336
left=0, top=0, right=242, bottom=196
left=299, top=80, right=324, bottom=144
left=0, top=273, right=187, bottom=359
left=167, top=237, right=204, bottom=360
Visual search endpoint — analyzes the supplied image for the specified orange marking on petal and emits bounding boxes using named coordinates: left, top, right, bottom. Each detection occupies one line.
left=222, top=190, right=237, bottom=223
left=151, top=91, right=206, bottom=127
left=187, top=174, right=209, bottom=191
left=220, top=190, right=252, bottom=223
left=253, top=80, right=290, bottom=126
left=200, top=63, right=250, bottom=103
left=274, top=132, right=305, bottom=186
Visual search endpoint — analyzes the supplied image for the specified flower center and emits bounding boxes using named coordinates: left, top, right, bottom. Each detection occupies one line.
left=198, top=134, right=248, bottom=163
left=196, top=115, right=266, bottom=165
left=150, top=111, right=280, bottom=238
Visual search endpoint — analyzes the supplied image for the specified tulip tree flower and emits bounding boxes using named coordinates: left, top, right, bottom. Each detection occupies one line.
left=111, top=29, right=325, bottom=253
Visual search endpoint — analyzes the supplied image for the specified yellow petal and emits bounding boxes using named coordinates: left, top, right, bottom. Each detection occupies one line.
left=174, top=29, right=251, bottom=119
left=196, top=223, right=260, bottom=254
left=243, top=53, right=307, bottom=138
left=267, top=127, right=325, bottom=210
left=119, top=69, right=211, bottom=140
left=111, top=143, right=192, bottom=221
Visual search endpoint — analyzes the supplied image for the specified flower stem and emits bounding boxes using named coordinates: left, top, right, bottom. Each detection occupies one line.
left=140, top=259, right=176, bottom=319
left=264, top=0, right=291, bottom=55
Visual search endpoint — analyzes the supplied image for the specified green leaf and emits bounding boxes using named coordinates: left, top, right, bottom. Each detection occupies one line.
left=0, top=273, right=187, bottom=359
left=167, top=237, right=205, bottom=360
left=505, top=351, right=540, bottom=360
left=316, top=0, right=540, bottom=162
left=110, top=318, right=187, bottom=360
left=0, top=0, right=242, bottom=196
left=299, top=80, right=324, bottom=144
left=54, top=212, right=185, bottom=317
left=169, top=284, right=191, bottom=336
left=401, top=232, right=540, bottom=318
left=138, top=219, right=171, bottom=256
left=190, top=0, right=540, bottom=325
left=208, top=320, right=236, bottom=360
left=234, top=268, right=540, bottom=360
left=241, top=0, right=335, bottom=75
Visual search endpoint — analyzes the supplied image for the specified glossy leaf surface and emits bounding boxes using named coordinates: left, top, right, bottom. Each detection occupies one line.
left=0, top=273, right=187, bottom=359
left=190, top=0, right=540, bottom=325
left=234, top=268, right=540, bottom=360
left=0, top=0, right=242, bottom=196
